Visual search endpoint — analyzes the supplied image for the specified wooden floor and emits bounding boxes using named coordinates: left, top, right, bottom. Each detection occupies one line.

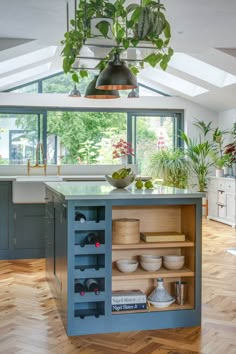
left=0, top=218, right=236, bottom=354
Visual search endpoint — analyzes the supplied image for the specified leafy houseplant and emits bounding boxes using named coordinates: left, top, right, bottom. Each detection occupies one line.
left=148, top=148, right=189, bottom=189
left=61, top=0, right=174, bottom=83
left=180, top=121, right=213, bottom=192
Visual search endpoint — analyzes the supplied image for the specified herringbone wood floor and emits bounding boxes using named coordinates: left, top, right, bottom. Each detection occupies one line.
left=0, top=218, right=236, bottom=354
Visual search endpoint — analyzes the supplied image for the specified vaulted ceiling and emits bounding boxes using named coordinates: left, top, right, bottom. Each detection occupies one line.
left=1, top=0, right=236, bottom=112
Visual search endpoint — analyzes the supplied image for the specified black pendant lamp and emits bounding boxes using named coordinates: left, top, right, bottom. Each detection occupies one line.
left=68, top=84, right=81, bottom=97
left=128, top=88, right=139, bottom=98
left=85, top=75, right=120, bottom=99
left=96, top=50, right=138, bottom=90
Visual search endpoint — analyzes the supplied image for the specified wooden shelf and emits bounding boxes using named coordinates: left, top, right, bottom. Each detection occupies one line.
left=112, top=240, right=194, bottom=250
left=112, top=266, right=194, bottom=280
left=112, top=302, right=194, bottom=314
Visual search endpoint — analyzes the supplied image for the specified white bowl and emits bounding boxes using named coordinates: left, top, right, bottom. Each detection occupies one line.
left=140, top=255, right=162, bottom=263
left=163, top=255, right=185, bottom=262
left=105, top=174, right=135, bottom=189
left=163, top=260, right=184, bottom=270
left=116, top=259, right=138, bottom=273
left=140, top=261, right=162, bottom=272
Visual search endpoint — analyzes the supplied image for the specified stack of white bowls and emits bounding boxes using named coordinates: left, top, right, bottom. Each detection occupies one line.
left=140, top=255, right=162, bottom=272
left=116, top=259, right=138, bottom=273
left=163, top=255, right=185, bottom=270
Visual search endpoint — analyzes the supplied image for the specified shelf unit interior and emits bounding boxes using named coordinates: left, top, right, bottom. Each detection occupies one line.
left=111, top=204, right=196, bottom=312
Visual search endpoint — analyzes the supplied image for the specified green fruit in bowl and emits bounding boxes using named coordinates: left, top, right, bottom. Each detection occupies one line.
left=112, top=172, right=121, bottom=179
left=135, top=180, right=143, bottom=189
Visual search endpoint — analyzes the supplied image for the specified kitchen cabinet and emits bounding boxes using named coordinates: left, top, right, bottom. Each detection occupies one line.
left=13, top=204, right=45, bottom=258
left=0, top=181, right=46, bottom=260
left=208, top=177, right=236, bottom=227
left=45, top=182, right=202, bottom=337
left=0, top=182, right=11, bottom=258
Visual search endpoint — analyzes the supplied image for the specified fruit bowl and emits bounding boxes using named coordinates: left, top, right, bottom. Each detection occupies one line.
left=105, top=174, right=135, bottom=189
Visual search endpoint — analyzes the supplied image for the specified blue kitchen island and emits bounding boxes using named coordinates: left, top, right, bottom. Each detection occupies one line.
left=45, top=181, right=204, bottom=336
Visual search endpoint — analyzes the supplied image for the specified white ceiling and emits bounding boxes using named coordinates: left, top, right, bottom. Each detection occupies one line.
left=1, top=0, right=236, bottom=112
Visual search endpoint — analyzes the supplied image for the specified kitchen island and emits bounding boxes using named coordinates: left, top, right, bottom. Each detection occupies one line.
left=45, top=181, right=204, bottom=336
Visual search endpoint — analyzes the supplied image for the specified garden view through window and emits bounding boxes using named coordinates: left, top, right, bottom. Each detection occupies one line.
left=0, top=111, right=181, bottom=176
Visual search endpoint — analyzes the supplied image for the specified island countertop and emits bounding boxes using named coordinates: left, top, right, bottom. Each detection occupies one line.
left=45, top=181, right=205, bottom=200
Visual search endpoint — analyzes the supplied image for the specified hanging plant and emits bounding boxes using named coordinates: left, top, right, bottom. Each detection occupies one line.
left=61, top=0, right=174, bottom=83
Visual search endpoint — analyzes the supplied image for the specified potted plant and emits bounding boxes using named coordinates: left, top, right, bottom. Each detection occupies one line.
left=180, top=121, right=213, bottom=192
left=147, top=148, right=190, bottom=189
left=61, top=0, right=174, bottom=83
left=210, top=127, right=229, bottom=177
left=112, top=138, right=135, bottom=164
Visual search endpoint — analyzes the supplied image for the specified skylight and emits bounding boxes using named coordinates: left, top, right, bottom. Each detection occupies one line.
left=139, top=68, right=208, bottom=97
left=169, top=53, right=236, bottom=87
left=0, top=46, right=57, bottom=75
left=0, top=63, right=51, bottom=88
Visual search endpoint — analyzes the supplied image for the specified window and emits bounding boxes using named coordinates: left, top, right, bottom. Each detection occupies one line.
left=128, top=112, right=183, bottom=175
left=0, top=113, right=45, bottom=165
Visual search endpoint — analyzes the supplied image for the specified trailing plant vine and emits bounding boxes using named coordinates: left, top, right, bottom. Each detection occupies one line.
left=61, top=0, right=174, bottom=83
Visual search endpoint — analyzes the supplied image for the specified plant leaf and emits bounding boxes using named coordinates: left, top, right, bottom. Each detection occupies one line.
left=144, top=53, right=163, bottom=67
left=79, top=69, right=88, bottom=78
left=95, top=20, right=111, bottom=38
left=72, top=73, right=79, bottom=83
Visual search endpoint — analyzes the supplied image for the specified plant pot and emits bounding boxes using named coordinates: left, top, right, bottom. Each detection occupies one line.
left=232, top=163, right=236, bottom=177
left=215, top=168, right=224, bottom=178
left=120, top=155, right=128, bottom=165
left=223, top=166, right=229, bottom=176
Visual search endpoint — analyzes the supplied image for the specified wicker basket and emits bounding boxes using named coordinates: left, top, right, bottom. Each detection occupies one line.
left=112, top=218, right=140, bottom=244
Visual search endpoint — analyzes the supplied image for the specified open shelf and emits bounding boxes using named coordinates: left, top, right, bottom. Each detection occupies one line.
left=112, top=302, right=194, bottom=314
left=112, top=266, right=194, bottom=280
left=112, top=240, right=194, bottom=250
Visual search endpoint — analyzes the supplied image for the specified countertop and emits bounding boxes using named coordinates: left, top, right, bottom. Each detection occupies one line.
left=45, top=181, right=205, bottom=200
left=0, top=175, right=108, bottom=181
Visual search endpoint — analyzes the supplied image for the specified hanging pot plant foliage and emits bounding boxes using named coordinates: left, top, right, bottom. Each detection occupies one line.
left=61, top=0, right=174, bottom=83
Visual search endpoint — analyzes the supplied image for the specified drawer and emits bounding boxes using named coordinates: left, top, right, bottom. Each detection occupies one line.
left=217, top=190, right=225, bottom=205
left=225, top=181, right=236, bottom=194
left=208, top=179, right=218, bottom=191
left=217, top=180, right=225, bottom=191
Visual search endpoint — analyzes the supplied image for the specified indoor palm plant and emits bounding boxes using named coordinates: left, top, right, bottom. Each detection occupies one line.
left=61, top=0, right=174, bottom=83
left=180, top=121, right=213, bottom=192
left=148, top=148, right=190, bottom=189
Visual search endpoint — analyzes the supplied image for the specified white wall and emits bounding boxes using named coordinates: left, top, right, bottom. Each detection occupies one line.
left=218, top=109, right=236, bottom=145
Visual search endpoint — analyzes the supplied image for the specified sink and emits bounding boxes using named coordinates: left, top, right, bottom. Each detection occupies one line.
left=13, top=176, right=63, bottom=203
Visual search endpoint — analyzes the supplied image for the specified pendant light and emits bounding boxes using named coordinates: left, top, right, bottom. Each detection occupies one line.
left=96, top=49, right=138, bottom=90
left=128, top=88, right=139, bottom=98
left=85, top=75, right=120, bottom=99
left=68, top=84, right=81, bottom=97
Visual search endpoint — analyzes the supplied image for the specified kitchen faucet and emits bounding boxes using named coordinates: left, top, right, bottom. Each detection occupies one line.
left=27, top=142, right=47, bottom=175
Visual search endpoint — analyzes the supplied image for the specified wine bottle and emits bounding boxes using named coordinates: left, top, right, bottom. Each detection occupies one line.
left=85, top=232, right=102, bottom=248
left=74, top=281, right=86, bottom=295
left=85, top=278, right=100, bottom=295
left=75, top=212, right=86, bottom=223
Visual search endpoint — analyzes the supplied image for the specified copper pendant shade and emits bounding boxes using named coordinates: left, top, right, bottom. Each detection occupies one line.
left=68, top=84, right=81, bottom=97
left=96, top=51, right=138, bottom=90
left=85, top=75, right=120, bottom=99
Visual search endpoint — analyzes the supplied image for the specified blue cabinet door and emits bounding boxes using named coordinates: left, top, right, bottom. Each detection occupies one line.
left=0, top=182, right=10, bottom=251
left=14, top=204, right=45, bottom=258
left=45, top=202, right=55, bottom=280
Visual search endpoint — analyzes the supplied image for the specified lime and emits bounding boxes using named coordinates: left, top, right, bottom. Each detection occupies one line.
left=112, top=172, right=120, bottom=179
left=135, top=180, right=143, bottom=189
left=144, top=180, right=154, bottom=189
